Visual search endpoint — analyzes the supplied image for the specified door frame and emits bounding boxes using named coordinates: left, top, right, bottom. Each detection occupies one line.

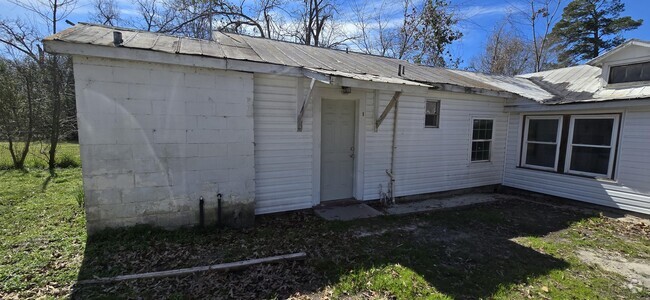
left=312, top=86, right=366, bottom=205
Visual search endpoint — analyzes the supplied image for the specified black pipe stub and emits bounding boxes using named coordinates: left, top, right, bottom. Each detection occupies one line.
left=113, top=31, right=123, bottom=46
left=217, top=193, right=223, bottom=227
left=199, top=196, right=205, bottom=228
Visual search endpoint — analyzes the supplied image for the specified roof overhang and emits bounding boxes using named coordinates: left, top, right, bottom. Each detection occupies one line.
left=504, top=97, right=650, bottom=112
left=44, top=38, right=517, bottom=99
left=587, top=39, right=650, bottom=67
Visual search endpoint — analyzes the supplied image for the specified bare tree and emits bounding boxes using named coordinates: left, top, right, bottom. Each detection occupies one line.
left=469, top=19, right=532, bottom=75
left=0, top=59, right=38, bottom=169
left=514, top=0, right=563, bottom=72
left=288, top=0, right=350, bottom=47
left=349, top=0, right=461, bottom=66
left=91, top=0, right=121, bottom=26
left=350, top=0, right=394, bottom=56
left=252, top=0, right=285, bottom=39
left=131, top=0, right=180, bottom=32
left=2, top=0, right=78, bottom=172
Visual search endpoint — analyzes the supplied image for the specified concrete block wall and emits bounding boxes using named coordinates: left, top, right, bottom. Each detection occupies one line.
left=73, top=56, right=255, bottom=233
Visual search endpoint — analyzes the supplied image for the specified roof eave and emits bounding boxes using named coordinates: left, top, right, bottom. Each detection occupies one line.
left=587, top=39, right=650, bottom=66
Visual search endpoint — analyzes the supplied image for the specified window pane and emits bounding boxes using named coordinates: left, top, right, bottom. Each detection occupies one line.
left=472, top=119, right=493, bottom=140
left=573, top=118, right=614, bottom=145
left=527, top=119, right=559, bottom=142
left=525, top=143, right=557, bottom=168
left=627, top=64, right=643, bottom=81
left=609, top=62, right=650, bottom=84
left=641, top=62, right=650, bottom=81
left=425, top=115, right=438, bottom=127
left=425, top=101, right=439, bottom=127
left=610, top=65, right=626, bottom=83
left=471, top=141, right=490, bottom=161
left=570, top=146, right=610, bottom=175
left=426, top=101, right=438, bottom=115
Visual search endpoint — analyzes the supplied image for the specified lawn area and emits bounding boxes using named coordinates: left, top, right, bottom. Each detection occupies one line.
left=0, top=144, right=649, bottom=299
left=0, top=142, right=81, bottom=169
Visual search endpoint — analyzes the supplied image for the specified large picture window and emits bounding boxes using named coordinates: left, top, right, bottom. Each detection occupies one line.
left=565, top=115, right=620, bottom=178
left=471, top=119, right=493, bottom=162
left=522, top=116, right=563, bottom=170
left=519, top=114, right=621, bottom=180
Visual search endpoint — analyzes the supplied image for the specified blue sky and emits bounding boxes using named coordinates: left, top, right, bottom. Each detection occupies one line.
left=449, top=0, right=650, bottom=67
left=0, top=0, right=648, bottom=68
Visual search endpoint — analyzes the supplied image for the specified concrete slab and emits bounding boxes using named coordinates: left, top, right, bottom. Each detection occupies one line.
left=314, top=203, right=383, bottom=221
left=385, top=193, right=498, bottom=215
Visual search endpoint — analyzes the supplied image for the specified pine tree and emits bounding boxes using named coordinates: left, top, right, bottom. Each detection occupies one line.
left=551, top=0, right=642, bottom=65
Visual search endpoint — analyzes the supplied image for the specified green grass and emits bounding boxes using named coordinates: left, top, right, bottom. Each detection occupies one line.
left=0, top=142, right=81, bottom=169
left=0, top=144, right=648, bottom=298
left=0, top=168, right=85, bottom=298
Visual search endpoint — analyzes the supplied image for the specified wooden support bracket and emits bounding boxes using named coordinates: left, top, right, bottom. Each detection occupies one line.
left=375, top=91, right=402, bottom=130
left=297, top=78, right=316, bottom=132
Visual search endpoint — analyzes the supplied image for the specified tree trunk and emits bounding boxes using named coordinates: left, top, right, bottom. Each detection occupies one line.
left=48, top=54, right=62, bottom=173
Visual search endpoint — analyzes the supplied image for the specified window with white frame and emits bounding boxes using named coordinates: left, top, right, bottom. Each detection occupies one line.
left=471, top=119, right=493, bottom=162
left=425, top=100, right=440, bottom=128
left=519, top=113, right=621, bottom=180
left=522, top=116, right=563, bottom=170
left=565, top=115, right=620, bottom=178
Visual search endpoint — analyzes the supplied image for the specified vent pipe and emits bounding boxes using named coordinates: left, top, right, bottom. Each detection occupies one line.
left=113, top=31, right=123, bottom=46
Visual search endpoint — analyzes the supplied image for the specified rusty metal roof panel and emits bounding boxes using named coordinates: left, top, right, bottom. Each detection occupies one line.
left=44, top=23, right=650, bottom=104
left=448, top=69, right=555, bottom=101
left=199, top=39, right=225, bottom=58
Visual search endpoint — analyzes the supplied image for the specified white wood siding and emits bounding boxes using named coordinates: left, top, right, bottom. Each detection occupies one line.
left=363, top=91, right=508, bottom=200
left=502, top=108, right=650, bottom=215
left=253, top=75, right=313, bottom=214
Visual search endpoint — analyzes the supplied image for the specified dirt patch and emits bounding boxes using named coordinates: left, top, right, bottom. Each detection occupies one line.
left=351, top=224, right=419, bottom=238
left=577, top=249, right=650, bottom=291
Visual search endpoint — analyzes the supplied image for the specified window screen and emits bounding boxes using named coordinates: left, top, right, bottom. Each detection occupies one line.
left=471, top=119, right=493, bottom=162
left=522, top=117, right=562, bottom=170
left=425, top=100, right=440, bottom=128
left=609, top=62, right=650, bottom=84
left=566, top=116, right=619, bottom=177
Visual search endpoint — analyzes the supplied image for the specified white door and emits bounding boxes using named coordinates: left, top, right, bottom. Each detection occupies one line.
left=321, top=99, right=356, bottom=201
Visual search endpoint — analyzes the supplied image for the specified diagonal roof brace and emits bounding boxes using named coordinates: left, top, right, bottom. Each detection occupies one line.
left=297, top=78, right=316, bottom=132
left=376, top=91, right=402, bottom=130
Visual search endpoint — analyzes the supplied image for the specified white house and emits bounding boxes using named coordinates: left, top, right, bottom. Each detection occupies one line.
left=43, top=24, right=650, bottom=233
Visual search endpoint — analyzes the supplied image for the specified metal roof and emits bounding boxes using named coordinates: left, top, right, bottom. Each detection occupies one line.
left=44, top=23, right=650, bottom=105
left=517, top=65, right=650, bottom=104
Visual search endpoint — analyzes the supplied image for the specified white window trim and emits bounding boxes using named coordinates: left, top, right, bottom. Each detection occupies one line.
left=425, top=99, right=440, bottom=128
left=603, top=59, right=650, bottom=88
left=470, top=117, right=494, bottom=163
left=564, top=114, right=620, bottom=179
left=521, top=115, right=563, bottom=171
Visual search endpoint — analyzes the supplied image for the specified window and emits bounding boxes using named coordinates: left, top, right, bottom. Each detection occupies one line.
left=471, top=119, right=493, bottom=162
left=519, top=113, right=621, bottom=180
left=565, top=115, right=620, bottom=178
left=425, top=100, right=440, bottom=128
left=522, top=116, right=563, bottom=170
left=608, top=62, right=650, bottom=84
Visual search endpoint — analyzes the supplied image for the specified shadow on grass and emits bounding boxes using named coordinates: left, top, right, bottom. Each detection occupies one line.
left=70, top=199, right=595, bottom=299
